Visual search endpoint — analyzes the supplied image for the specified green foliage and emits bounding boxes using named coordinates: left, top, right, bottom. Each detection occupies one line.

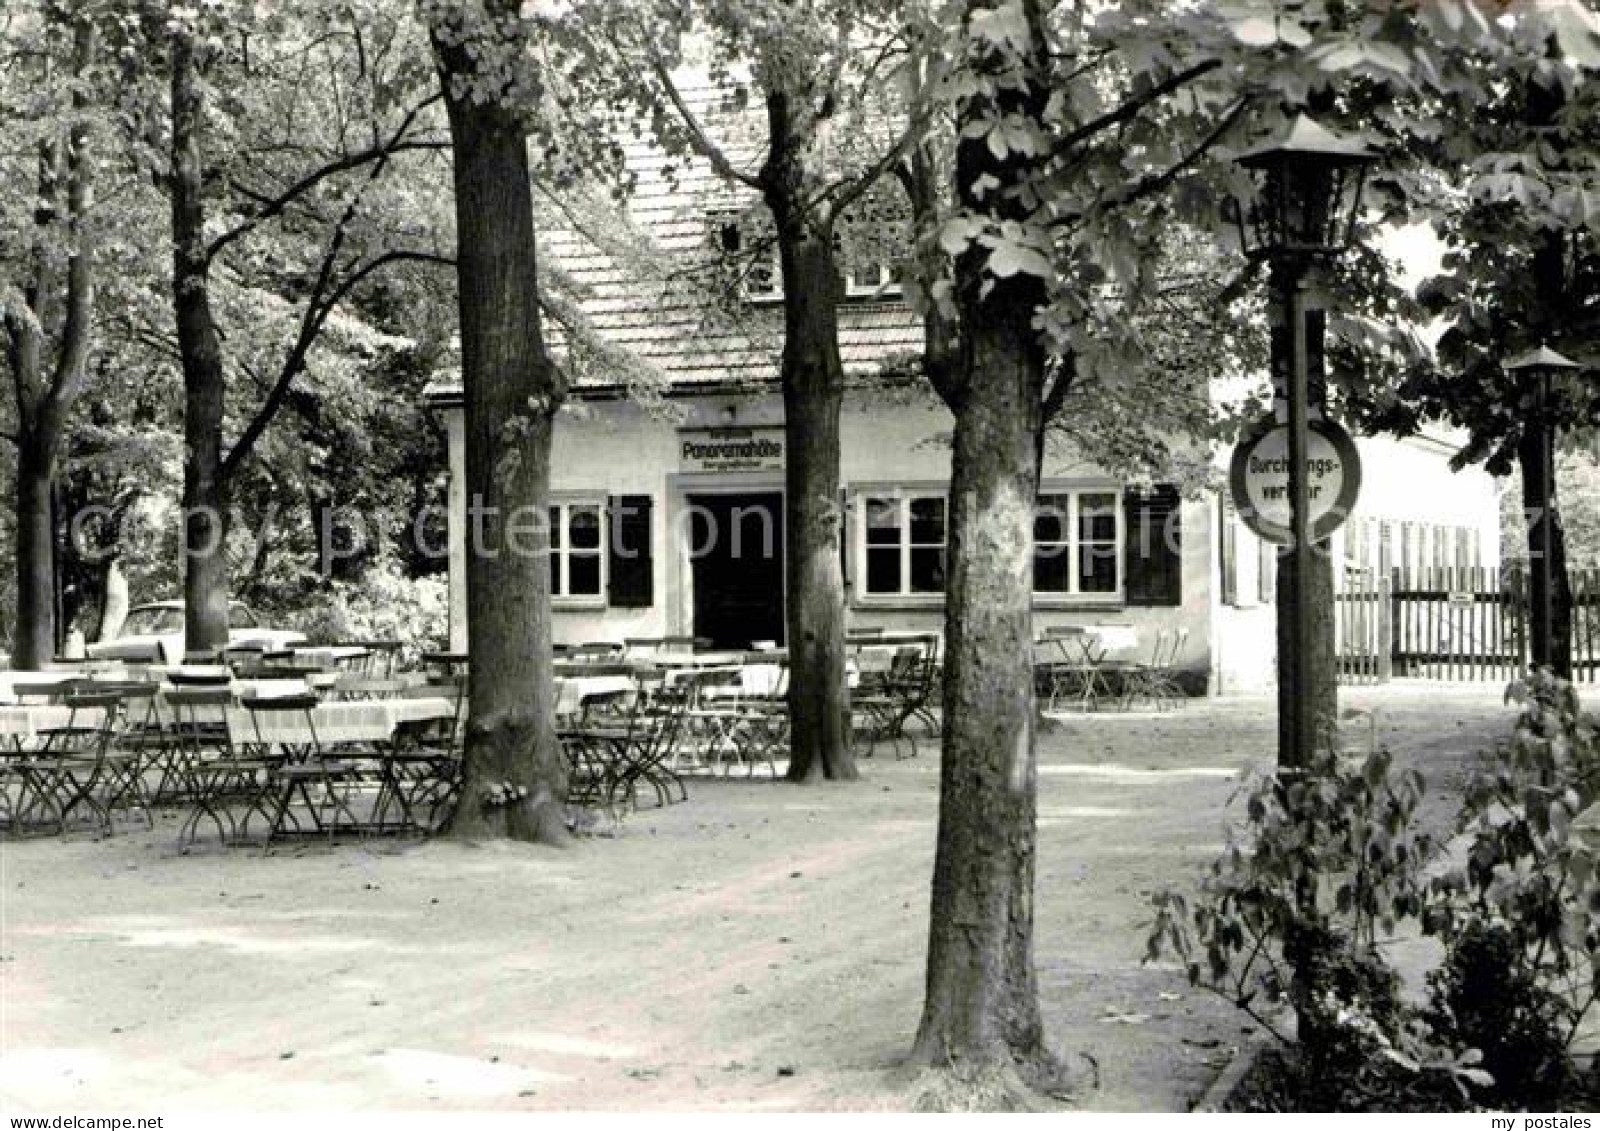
left=1424, top=921, right=1573, bottom=1107
left=1423, top=670, right=1600, bottom=1075
left=1150, top=671, right=1600, bottom=1108
left=1146, top=743, right=1434, bottom=1053
left=276, top=560, right=448, bottom=668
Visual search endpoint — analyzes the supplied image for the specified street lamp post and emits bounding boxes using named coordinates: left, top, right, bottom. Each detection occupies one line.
left=1230, top=114, right=1375, bottom=769
left=1505, top=345, right=1581, bottom=676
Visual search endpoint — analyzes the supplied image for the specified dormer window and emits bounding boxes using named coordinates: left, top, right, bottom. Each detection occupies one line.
left=711, top=207, right=903, bottom=305
left=714, top=214, right=781, bottom=303
left=844, top=260, right=899, bottom=300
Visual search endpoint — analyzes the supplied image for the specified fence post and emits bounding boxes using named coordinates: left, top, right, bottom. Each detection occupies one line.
left=1379, top=569, right=1394, bottom=681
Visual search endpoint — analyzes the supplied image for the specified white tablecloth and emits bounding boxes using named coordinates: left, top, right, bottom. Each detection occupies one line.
left=291, top=646, right=371, bottom=668
left=228, top=698, right=455, bottom=746
left=0, top=705, right=106, bottom=743
left=554, top=675, right=637, bottom=717
left=0, top=671, right=84, bottom=705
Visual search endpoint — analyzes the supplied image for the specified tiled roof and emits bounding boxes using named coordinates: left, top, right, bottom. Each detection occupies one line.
left=534, top=88, right=922, bottom=393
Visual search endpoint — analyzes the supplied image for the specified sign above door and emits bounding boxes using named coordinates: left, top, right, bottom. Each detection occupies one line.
left=679, top=427, right=785, bottom=473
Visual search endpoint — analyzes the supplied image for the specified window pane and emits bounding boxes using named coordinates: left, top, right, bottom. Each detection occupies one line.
left=910, top=547, right=945, bottom=592
left=569, top=552, right=601, bottom=595
left=569, top=505, right=601, bottom=549
left=1079, top=546, right=1118, bottom=593
left=909, top=497, right=945, bottom=545
left=548, top=506, right=562, bottom=550
left=866, top=547, right=901, bottom=594
left=1034, top=550, right=1070, bottom=592
left=865, top=498, right=901, bottom=546
left=548, top=553, right=562, bottom=596
left=1035, top=494, right=1070, bottom=544
left=1080, top=493, right=1117, bottom=543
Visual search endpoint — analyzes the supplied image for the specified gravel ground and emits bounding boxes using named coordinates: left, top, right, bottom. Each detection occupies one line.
left=0, top=682, right=1519, bottom=1112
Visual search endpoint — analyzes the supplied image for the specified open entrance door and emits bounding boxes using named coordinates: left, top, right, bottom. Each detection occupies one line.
left=687, top=492, right=785, bottom=649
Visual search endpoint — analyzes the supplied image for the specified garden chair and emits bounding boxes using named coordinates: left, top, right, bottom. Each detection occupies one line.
left=169, top=687, right=274, bottom=849
left=19, top=689, right=132, bottom=836
left=1119, top=628, right=1190, bottom=712
left=240, top=694, right=362, bottom=844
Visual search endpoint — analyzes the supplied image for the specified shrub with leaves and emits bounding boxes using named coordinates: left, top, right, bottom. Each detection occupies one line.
left=1422, top=670, right=1600, bottom=1104
left=1150, top=672, right=1600, bottom=1109
left=1147, top=741, right=1436, bottom=1078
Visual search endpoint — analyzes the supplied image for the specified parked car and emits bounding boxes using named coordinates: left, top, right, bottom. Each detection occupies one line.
left=86, top=600, right=307, bottom=665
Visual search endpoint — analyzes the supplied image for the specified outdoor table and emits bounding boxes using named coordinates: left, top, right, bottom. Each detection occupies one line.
left=554, top=674, right=638, bottom=718
left=290, top=645, right=371, bottom=670
left=651, top=651, right=748, bottom=671
left=1036, top=625, right=1140, bottom=710
left=227, top=697, right=454, bottom=746
left=226, top=696, right=457, bottom=839
left=0, top=704, right=104, bottom=746
left=0, top=671, right=85, bottom=704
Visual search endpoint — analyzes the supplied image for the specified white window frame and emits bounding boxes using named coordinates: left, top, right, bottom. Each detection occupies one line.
left=843, top=260, right=903, bottom=300
left=1032, top=484, right=1125, bottom=603
left=856, top=487, right=948, bottom=604
left=549, top=497, right=607, bottom=607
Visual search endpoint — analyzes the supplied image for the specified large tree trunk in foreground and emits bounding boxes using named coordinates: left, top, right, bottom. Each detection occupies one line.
left=911, top=0, right=1052, bottom=1085
left=432, top=11, right=568, bottom=843
left=170, top=31, right=232, bottom=657
left=911, top=315, right=1049, bottom=1075
left=13, top=442, right=57, bottom=666
left=759, top=85, right=854, bottom=784
left=775, top=228, right=854, bottom=783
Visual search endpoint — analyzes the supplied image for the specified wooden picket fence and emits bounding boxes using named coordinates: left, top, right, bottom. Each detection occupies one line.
left=1335, top=565, right=1600, bottom=685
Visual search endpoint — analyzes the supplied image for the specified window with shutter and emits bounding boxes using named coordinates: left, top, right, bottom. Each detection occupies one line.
left=607, top=494, right=653, bottom=608
left=1124, top=485, right=1182, bottom=607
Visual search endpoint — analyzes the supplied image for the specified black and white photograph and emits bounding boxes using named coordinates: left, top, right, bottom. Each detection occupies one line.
left=0, top=0, right=1596, bottom=1118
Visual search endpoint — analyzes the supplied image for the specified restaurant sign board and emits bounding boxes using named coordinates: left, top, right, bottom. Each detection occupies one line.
left=1229, top=415, right=1362, bottom=545
left=680, top=427, right=785, bottom=473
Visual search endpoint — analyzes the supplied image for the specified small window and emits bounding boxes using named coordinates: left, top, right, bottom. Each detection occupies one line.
left=1034, top=490, right=1121, bottom=597
left=844, top=260, right=900, bottom=299
left=713, top=212, right=781, bottom=302
left=549, top=502, right=605, bottom=599
left=863, top=494, right=946, bottom=597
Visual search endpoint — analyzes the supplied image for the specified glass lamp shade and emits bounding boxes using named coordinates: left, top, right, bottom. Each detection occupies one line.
left=1231, top=114, right=1377, bottom=258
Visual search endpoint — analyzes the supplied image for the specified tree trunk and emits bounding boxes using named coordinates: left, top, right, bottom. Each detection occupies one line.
left=96, top=556, right=129, bottom=643
left=911, top=317, right=1050, bottom=1076
left=432, top=12, right=569, bottom=844
left=756, top=81, right=854, bottom=784
left=13, top=439, right=57, bottom=667
left=911, top=0, right=1053, bottom=1084
left=1519, top=428, right=1573, bottom=679
left=170, top=31, right=232, bottom=656
left=776, top=232, right=854, bottom=783
left=6, top=13, right=98, bottom=668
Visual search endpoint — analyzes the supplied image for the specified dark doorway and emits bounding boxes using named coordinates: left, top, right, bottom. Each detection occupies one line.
left=688, top=491, right=785, bottom=649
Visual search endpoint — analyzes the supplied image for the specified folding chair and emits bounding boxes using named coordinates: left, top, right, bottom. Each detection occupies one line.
left=19, top=689, right=129, bottom=836
left=240, top=694, right=362, bottom=844
left=169, top=688, right=275, bottom=849
left=1120, top=629, right=1190, bottom=711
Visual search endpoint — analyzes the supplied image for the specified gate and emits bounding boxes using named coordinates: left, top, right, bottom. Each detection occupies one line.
left=1335, top=566, right=1600, bottom=686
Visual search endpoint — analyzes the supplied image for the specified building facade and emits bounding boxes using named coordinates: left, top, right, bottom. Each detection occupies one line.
left=424, top=96, right=1503, bottom=695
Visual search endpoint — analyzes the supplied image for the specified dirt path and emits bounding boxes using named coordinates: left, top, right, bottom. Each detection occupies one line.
left=0, top=685, right=1516, bottom=1111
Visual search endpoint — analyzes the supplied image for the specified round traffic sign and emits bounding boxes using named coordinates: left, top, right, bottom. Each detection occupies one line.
left=1228, top=416, right=1362, bottom=545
